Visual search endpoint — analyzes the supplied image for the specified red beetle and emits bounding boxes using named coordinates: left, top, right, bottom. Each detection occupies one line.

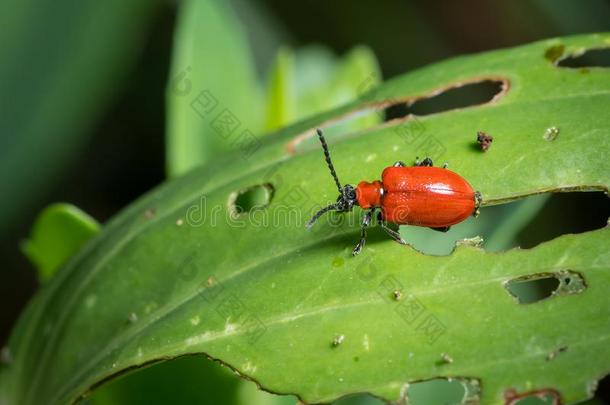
left=306, top=129, right=482, bottom=255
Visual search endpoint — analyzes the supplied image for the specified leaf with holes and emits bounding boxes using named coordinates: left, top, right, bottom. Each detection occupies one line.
left=2, top=33, right=610, bottom=405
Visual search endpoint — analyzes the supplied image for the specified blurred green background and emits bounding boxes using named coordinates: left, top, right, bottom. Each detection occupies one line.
left=1, top=0, right=609, bottom=403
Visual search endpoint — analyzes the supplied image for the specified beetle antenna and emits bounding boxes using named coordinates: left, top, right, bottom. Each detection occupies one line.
left=306, top=202, right=340, bottom=229
left=315, top=128, right=342, bottom=193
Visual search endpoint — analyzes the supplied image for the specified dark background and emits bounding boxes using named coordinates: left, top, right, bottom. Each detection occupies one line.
left=1, top=5, right=609, bottom=401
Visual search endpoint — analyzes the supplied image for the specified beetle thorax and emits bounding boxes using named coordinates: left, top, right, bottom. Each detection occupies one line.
left=356, top=180, right=383, bottom=209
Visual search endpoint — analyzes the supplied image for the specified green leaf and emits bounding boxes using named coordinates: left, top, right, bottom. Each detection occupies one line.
left=166, top=0, right=262, bottom=177
left=0, top=0, right=159, bottom=232
left=21, top=204, right=100, bottom=282
left=2, top=33, right=610, bottom=405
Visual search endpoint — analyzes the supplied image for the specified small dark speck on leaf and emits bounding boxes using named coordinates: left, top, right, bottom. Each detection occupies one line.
left=128, top=312, right=138, bottom=323
left=476, top=131, right=493, bottom=152
left=436, top=352, right=454, bottom=365
left=545, top=44, right=565, bottom=63
left=144, top=208, right=156, bottom=219
left=206, top=276, right=215, bottom=287
left=544, top=127, right=560, bottom=141
left=546, top=346, right=568, bottom=361
left=332, top=334, right=345, bottom=347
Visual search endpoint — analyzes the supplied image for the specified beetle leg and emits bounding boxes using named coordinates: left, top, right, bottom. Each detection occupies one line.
left=442, top=162, right=449, bottom=169
left=352, top=209, right=374, bottom=256
left=393, top=161, right=406, bottom=167
left=430, top=226, right=451, bottom=232
left=382, top=225, right=407, bottom=244
left=377, top=212, right=407, bottom=245
left=414, top=156, right=434, bottom=167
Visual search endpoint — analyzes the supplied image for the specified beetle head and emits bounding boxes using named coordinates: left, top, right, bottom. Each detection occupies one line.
left=336, top=184, right=357, bottom=212
left=306, top=184, right=358, bottom=229
left=306, top=128, right=359, bottom=229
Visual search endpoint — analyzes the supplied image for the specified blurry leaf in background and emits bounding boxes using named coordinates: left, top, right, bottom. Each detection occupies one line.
left=166, top=0, right=383, bottom=178
left=0, top=0, right=160, bottom=235
left=263, top=45, right=382, bottom=134
left=230, top=0, right=289, bottom=76
left=533, top=0, right=610, bottom=35
left=21, top=204, right=99, bottom=283
left=166, top=0, right=263, bottom=178
left=263, top=47, right=296, bottom=131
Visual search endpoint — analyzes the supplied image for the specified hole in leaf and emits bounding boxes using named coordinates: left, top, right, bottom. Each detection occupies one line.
left=504, top=388, right=562, bottom=405
left=504, top=270, right=586, bottom=304
left=505, top=277, right=559, bottom=304
left=593, top=373, right=610, bottom=403
left=510, top=395, right=556, bottom=405
left=557, top=48, right=610, bottom=68
left=228, top=183, right=274, bottom=216
left=400, top=191, right=609, bottom=257
left=407, top=377, right=480, bottom=405
left=384, top=79, right=506, bottom=121
left=286, top=77, right=508, bottom=155
left=400, top=193, right=549, bottom=256
left=517, top=192, right=610, bottom=249
left=333, top=393, right=385, bottom=404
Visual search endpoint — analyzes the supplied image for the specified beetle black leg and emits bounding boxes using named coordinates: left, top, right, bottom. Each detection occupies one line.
left=393, top=161, right=406, bottom=167
left=442, top=162, right=449, bottom=169
left=414, top=156, right=434, bottom=167
left=353, top=210, right=374, bottom=256
left=430, top=226, right=451, bottom=232
left=377, top=212, right=407, bottom=245
left=382, top=224, right=407, bottom=244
